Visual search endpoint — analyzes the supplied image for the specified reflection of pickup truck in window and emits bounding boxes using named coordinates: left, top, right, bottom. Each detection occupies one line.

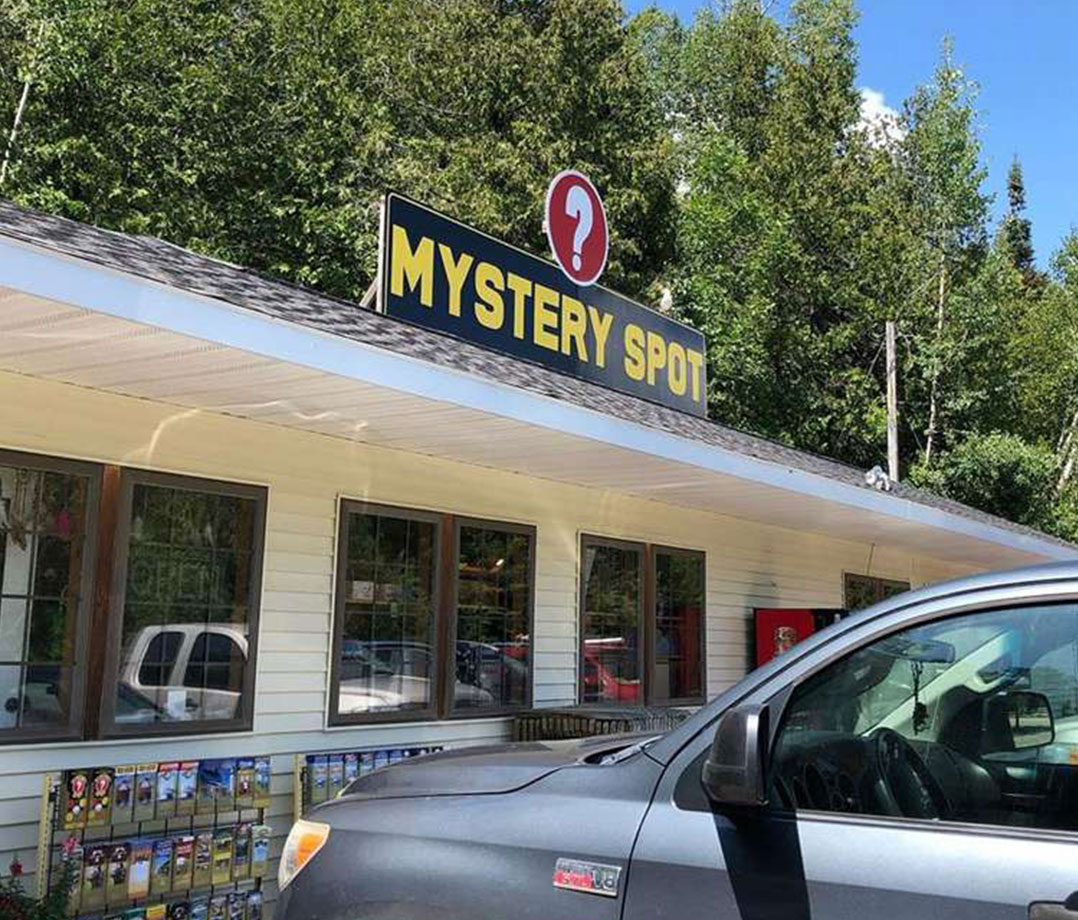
left=118, top=623, right=247, bottom=723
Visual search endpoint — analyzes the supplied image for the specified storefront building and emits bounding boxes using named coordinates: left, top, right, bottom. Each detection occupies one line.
left=0, top=199, right=1075, bottom=914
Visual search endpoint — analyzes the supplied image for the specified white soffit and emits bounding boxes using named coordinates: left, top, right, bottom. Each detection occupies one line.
left=0, top=237, right=1073, bottom=570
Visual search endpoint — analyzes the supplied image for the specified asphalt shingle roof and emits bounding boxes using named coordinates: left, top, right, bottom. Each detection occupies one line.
left=0, top=199, right=1073, bottom=551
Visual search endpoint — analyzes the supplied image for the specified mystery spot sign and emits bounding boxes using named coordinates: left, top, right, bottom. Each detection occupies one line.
left=379, top=193, right=707, bottom=416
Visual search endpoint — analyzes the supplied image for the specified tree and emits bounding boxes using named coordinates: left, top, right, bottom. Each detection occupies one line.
left=899, top=40, right=990, bottom=465
left=0, top=0, right=675, bottom=302
left=1000, top=156, right=1037, bottom=282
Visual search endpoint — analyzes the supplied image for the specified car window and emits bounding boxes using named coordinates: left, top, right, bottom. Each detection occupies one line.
left=771, top=603, right=1078, bottom=832
left=183, top=632, right=245, bottom=692
left=137, top=631, right=184, bottom=687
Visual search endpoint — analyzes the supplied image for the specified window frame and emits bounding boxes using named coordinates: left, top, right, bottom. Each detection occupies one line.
left=578, top=535, right=706, bottom=708
left=0, top=448, right=101, bottom=745
left=649, top=544, right=708, bottom=708
left=446, top=516, right=536, bottom=719
left=329, top=500, right=446, bottom=726
left=98, top=469, right=267, bottom=739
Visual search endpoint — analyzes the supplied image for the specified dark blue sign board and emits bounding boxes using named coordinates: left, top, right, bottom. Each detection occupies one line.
left=379, top=194, right=707, bottom=417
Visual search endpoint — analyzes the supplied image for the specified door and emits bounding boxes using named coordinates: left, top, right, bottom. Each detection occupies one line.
left=625, top=598, right=1078, bottom=920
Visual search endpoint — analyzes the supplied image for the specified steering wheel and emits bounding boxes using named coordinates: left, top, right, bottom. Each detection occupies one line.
left=872, top=728, right=950, bottom=820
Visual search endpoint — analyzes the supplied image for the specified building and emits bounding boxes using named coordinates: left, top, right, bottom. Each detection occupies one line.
left=0, top=199, right=1074, bottom=913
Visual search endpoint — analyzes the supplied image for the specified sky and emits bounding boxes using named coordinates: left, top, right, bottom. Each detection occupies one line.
left=625, top=0, right=1078, bottom=268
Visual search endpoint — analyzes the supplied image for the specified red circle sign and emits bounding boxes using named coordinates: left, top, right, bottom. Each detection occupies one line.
left=545, top=170, right=608, bottom=286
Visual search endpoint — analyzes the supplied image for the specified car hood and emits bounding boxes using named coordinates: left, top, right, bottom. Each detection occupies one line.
left=322, top=734, right=655, bottom=804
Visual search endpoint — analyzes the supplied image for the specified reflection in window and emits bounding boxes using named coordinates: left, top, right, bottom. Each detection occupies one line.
left=454, top=524, right=532, bottom=711
left=772, top=605, right=1078, bottom=831
left=654, top=550, right=705, bottom=703
left=0, top=462, right=90, bottom=734
left=337, top=508, right=437, bottom=715
left=581, top=541, right=642, bottom=704
left=116, top=482, right=259, bottom=726
left=844, top=573, right=910, bottom=611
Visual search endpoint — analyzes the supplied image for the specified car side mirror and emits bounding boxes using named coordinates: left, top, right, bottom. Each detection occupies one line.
left=982, top=689, right=1054, bottom=754
left=702, top=703, right=769, bottom=809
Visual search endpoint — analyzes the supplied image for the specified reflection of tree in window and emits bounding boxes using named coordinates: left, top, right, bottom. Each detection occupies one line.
left=654, top=551, right=704, bottom=703
left=454, top=525, right=531, bottom=710
left=338, top=510, right=436, bottom=714
left=581, top=542, right=642, bottom=704
left=0, top=463, right=88, bottom=732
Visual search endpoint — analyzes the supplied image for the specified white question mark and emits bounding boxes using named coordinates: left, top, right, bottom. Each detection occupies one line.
left=565, top=184, right=593, bottom=272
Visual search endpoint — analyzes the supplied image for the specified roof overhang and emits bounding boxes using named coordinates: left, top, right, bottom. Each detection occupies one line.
left=1, top=234, right=1073, bottom=570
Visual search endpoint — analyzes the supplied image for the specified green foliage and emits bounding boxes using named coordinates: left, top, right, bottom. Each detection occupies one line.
left=1, top=0, right=674, bottom=301
left=4, top=0, right=1078, bottom=540
left=909, top=433, right=1060, bottom=533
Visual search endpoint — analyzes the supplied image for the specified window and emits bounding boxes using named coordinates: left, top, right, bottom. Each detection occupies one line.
left=0, top=451, right=98, bottom=742
left=653, top=548, right=706, bottom=704
left=332, top=504, right=439, bottom=721
left=330, top=503, right=535, bottom=724
left=844, top=572, right=910, bottom=611
left=103, top=472, right=266, bottom=736
left=453, top=521, right=534, bottom=713
left=770, top=603, right=1078, bottom=832
left=579, top=536, right=705, bottom=706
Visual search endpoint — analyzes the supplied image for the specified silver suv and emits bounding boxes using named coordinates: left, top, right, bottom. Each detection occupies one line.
left=278, top=562, right=1078, bottom=920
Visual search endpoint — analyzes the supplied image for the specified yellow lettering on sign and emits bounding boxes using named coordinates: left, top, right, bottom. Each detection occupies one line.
left=668, top=341, right=687, bottom=396
left=474, top=262, right=505, bottom=331
left=687, top=349, right=705, bottom=403
left=390, top=225, right=434, bottom=307
left=560, top=296, right=588, bottom=361
left=506, top=273, right=532, bottom=340
left=624, top=324, right=646, bottom=381
left=588, top=306, right=613, bottom=369
left=438, top=243, right=474, bottom=318
left=533, top=284, right=560, bottom=352
left=646, top=331, right=667, bottom=386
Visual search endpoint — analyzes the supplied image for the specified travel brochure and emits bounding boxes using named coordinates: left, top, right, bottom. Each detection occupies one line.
left=61, top=758, right=272, bottom=830
left=65, top=824, right=270, bottom=915
left=304, top=745, right=442, bottom=807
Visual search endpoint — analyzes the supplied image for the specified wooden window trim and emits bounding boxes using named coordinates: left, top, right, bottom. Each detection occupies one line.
left=329, top=500, right=444, bottom=727
left=444, top=516, right=536, bottom=720
left=98, top=469, right=267, bottom=739
left=578, top=534, right=707, bottom=707
left=330, top=504, right=539, bottom=726
left=0, top=448, right=101, bottom=745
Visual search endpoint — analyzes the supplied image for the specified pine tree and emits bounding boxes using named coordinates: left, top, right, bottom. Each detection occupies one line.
left=1002, top=156, right=1036, bottom=278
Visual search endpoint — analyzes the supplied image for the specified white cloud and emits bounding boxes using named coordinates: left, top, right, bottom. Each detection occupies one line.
left=858, top=87, right=905, bottom=146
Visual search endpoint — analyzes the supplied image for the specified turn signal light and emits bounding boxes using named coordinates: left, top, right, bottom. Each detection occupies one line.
left=278, top=819, right=331, bottom=891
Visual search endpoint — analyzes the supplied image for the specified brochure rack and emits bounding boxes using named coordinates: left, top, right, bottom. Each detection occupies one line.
left=37, top=758, right=272, bottom=920
left=293, top=745, right=444, bottom=821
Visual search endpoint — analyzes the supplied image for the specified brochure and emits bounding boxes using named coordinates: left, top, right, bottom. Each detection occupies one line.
left=113, top=764, right=136, bottom=825
left=151, top=837, right=173, bottom=896
left=127, top=840, right=153, bottom=901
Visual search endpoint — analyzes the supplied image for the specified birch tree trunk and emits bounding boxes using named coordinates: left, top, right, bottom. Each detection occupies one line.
left=0, top=23, right=45, bottom=189
left=924, top=253, right=947, bottom=465
left=1057, top=404, right=1078, bottom=492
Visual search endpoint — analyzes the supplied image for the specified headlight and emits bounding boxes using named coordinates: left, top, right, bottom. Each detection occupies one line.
left=278, top=819, right=331, bottom=891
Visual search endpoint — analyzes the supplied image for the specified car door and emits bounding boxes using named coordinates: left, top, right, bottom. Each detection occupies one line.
left=624, top=592, right=1078, bottom=920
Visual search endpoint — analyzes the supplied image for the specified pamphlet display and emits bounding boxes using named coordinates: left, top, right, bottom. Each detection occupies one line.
left=38, top=756, right=272, bottom=919
left=293, top=744, right=444, bottom=820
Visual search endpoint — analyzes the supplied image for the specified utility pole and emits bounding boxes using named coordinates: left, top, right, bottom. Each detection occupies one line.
left=886, top=320, right=900, bottom=482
